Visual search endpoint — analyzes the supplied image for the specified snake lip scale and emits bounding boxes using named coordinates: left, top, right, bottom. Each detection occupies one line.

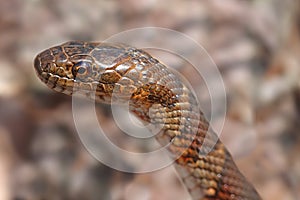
left=34, top=41, right=261, bottom=200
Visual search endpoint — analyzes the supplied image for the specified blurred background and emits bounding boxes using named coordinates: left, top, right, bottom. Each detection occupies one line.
left=0, top=0, right=300, bottom=199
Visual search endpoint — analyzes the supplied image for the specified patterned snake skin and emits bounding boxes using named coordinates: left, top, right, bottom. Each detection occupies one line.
left=34, top=41, right=261, bottom=200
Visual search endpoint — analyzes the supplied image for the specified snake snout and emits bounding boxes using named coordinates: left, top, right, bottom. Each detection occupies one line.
left=34, top=49, right=54, bottom=75
left=34, top=55, right=42, bottom=75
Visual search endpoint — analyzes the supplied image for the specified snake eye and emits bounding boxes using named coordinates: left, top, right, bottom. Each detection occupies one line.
left=72, top=61, right=91, bottom=79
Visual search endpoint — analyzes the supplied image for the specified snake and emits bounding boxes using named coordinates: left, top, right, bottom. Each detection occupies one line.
left=34, top=41, right=261, bottom=200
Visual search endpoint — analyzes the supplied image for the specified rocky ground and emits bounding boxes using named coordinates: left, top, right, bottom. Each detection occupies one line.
left=0, top=0, right=299, bottom=199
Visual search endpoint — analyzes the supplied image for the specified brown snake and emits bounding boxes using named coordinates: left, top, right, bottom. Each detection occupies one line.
left=34, top=41, right=261, bottom=200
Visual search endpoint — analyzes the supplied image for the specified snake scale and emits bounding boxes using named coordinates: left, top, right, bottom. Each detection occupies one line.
left=34, top=41, right=261, bottom=200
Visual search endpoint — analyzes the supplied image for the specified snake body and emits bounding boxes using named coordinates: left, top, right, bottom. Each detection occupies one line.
left=34, top=41, right=261, bottom=200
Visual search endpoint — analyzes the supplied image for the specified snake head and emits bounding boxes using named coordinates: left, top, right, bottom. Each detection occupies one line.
left=34, top=41, right=146, bottom=103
